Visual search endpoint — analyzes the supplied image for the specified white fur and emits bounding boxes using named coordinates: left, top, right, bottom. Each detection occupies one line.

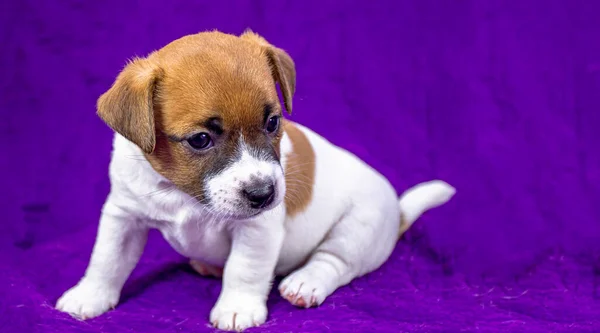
left=56, top=123, right=455, bottom=331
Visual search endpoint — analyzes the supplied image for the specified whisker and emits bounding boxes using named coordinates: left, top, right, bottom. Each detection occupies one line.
left=285, top=175, right=313, bottom=183
left=284, top=179, right=312, bottom=188
left=140, top=186, right=177, bottom=198
left=284, top=161, right=314, bottom=168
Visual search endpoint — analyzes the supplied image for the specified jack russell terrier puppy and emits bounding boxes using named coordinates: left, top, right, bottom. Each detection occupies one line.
left=56, top=30, right=456, bottom=331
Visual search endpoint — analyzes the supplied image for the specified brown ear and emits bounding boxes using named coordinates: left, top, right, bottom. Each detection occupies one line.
left=266, top=47, right=296, bottom=115
left=97, top=57, right=162, bottom=154
left=241, top=30, right=296, bottom=114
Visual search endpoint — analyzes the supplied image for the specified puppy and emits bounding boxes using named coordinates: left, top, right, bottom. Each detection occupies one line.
left=56, top=30, right=456, bottom=331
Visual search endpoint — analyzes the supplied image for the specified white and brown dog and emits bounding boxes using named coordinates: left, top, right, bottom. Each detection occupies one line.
left=56, top=30, right=456, bottom=331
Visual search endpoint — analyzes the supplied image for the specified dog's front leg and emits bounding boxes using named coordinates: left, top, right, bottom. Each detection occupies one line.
left=210, top=209, right=285, bottom=331
left=56, top=197, right=148, bottom=319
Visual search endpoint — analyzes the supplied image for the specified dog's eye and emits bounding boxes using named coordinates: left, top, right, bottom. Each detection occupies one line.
left=265, top=116, right=280, bottom=133
left=187, top=133, right=213, bottom=150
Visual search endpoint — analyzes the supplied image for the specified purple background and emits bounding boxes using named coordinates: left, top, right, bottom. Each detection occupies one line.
left=2, top=1, right=600, bottom=332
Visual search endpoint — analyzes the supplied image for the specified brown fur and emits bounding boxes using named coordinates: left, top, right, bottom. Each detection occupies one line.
left=97, top=58, right=163, bottom=154
left=96, top=30, right=296, bottom=201
left=283, top=120, right=315, bottom=217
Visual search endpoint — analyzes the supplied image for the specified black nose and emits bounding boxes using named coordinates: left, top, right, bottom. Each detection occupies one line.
left=243, top=182, right=275, bottom=209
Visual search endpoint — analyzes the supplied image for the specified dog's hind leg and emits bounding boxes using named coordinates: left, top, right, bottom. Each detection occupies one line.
left=278, top=204, right=399, bottom=308
left=279, top=180, right=455, bottom=308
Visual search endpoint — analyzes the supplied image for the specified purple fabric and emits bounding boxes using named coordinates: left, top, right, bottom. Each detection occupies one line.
left=2, top=1, right=600, bottom=332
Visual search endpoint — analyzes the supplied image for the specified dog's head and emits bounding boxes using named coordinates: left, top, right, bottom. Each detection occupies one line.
left=97, top=30, right=295, bottom=219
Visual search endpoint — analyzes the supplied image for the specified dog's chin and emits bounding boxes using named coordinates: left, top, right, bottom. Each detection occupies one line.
left=208, top=209, right=264, bottom=221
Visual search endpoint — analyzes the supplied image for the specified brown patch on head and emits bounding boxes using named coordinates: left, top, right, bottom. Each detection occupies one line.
left=283, top=120, right=315, bottom=217
left=96, top=30, right=297, bottom=204
left=240, top=30, right=296, bottom=114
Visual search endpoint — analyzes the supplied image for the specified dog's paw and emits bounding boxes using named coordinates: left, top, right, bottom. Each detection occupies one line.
left=210, top=293, right=267, bottom=331
left=279, top=270, right=328, bottom=308
left=56, top=280, right=119, bottom=320
left=190, top=259, right=223, bottom=278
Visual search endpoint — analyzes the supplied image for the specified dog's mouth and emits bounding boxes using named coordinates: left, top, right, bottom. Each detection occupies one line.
left=202, top=173, right=286, bottom=221
left=202, top=195, right=281, bottom=221
left=238, top=211, right=262, bottom=219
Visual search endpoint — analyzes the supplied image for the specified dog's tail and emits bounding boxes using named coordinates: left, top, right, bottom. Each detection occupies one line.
left=397, top=180, right=456, bottom=237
